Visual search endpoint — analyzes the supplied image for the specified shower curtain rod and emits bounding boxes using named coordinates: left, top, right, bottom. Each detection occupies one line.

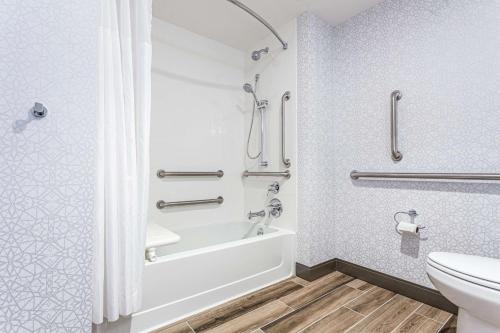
left=226, top=0, right=288, bottom=50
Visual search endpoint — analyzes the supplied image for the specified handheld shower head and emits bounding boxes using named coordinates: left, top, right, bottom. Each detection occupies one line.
left=243, top=83, right=259, bottom=104
left=243, top=83, right=254, bottom=94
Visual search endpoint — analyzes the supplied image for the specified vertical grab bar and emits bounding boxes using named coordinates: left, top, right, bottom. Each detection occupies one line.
left=260, top=105, right=268, bottom=167
left=390, top=90, right=403, bottom=161
left=281, top=91, right=291, bottom=167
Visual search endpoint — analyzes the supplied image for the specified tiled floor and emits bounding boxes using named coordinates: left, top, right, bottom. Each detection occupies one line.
left=153, top=272, right=457, bottom=333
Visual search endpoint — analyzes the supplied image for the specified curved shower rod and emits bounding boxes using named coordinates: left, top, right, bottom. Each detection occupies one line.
left=226, top=0, right=288, bottom=50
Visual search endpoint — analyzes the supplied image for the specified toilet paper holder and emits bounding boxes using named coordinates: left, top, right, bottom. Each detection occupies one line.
left=393, top=209, right=426, bottom=234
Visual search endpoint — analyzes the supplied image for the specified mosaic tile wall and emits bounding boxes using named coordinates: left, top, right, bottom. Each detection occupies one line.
left=297, top=0, right=500, bottom=287
left=0, top=1, right=98, bottom=331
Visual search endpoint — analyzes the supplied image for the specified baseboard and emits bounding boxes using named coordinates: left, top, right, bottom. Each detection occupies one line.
left=296, top=258, right=458, bottom=314
left=296, top=259, right=337, bottom=281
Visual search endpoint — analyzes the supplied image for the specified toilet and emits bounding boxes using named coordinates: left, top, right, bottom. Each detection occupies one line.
left=426, top=252, right=500, bottom=333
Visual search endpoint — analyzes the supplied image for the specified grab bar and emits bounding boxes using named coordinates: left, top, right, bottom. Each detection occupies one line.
left=350, top=170, right=500, bottom=181
left=157, top=170, right=224, bottom=178
left=243, top=170, right=291, bottom=179
left=156, top=196, right=224, bottom=209
left=390, top=90, right=403, bottom=161
left=281, top=91, right=291, bottom=168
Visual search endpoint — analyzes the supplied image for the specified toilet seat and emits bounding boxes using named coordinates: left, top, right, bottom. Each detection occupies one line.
left=427, top=252, right=500, bottom=291
left=426, top=252, right=500, bottom=333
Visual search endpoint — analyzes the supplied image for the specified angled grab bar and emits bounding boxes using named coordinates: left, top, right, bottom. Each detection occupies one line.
left=156, top=196, right=224, bottom=209
left=390, top=90, right=403, bottom=161
left=157, top=170, right=224, bottom=178
left=281, top=91, right=291, bottom=168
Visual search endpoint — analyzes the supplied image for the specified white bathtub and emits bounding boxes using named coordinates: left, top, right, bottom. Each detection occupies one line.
left=98, top=222, right=295, bottom=333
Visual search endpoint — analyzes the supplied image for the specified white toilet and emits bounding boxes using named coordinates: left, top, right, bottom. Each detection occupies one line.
left=426, top=252, right=500, bottom=333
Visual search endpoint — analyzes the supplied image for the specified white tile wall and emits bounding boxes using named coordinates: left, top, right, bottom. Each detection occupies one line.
left=0, top=0, right=98, bottom=331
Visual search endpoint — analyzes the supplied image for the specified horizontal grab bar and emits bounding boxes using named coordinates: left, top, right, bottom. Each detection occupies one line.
left=243, top=170, right=291, bottom=179
left=156, top=196, right=224, bottom=209
left=350, top=170, right=500, bottom=181
left=157, top=170, right=224, bottom=178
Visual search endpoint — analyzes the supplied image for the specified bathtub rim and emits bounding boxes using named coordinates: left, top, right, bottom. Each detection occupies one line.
left=146, top=225, right=295, bottom=265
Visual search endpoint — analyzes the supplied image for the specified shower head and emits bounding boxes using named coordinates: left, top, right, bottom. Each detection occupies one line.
left=251, top=47, right=269, bottom=61
left=243, top=83, right=259, bottom=104
left=243, top=83, right=254, bottom=94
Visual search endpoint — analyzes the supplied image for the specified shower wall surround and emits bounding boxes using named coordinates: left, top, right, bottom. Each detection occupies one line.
left=244, top=19, right=298, bottom=233
left=297, top=0, right=500, bottom=287
left=0, top=1, right=98, bottom=331
left=151, top=17, right=298, bottom=233
left=150, top=18, right=246, bottom=230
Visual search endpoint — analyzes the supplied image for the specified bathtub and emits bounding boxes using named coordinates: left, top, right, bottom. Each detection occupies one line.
left=98, top=222, right=295, bottom=333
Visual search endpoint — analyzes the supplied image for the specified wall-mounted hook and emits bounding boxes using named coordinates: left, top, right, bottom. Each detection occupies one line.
left=12, top=102, right=48, bottom=133
left=31, top=102, right=48, bottom=118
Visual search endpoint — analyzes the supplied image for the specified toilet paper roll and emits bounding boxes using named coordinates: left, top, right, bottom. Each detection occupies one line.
left=397, top=222, right=418, bottom=234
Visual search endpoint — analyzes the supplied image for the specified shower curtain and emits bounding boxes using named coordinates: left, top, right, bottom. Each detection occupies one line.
left=93, top=0, right=152, bottom=324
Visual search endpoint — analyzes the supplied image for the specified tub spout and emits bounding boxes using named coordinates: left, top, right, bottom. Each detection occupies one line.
left=248, top=210, right=266, bottom=220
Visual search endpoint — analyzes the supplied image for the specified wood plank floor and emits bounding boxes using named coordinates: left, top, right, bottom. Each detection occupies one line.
left=152, top=272, right=457, bottom=333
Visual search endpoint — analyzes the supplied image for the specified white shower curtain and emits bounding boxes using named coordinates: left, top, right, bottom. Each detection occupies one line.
left=93, top=0, right=152, bottom=324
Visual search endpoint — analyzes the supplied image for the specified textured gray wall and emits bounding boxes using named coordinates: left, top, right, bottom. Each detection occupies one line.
left=0, top=1, right=98, bottom=331
left=297, top=0, right=500, bottom=287
left=297, top=13, right=336, bottom=266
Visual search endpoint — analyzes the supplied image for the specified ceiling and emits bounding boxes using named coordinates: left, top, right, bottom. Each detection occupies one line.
left=153, top=0, right=384, bottom=50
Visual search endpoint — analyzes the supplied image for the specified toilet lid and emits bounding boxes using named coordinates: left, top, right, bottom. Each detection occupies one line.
left=428, top=252, right=500, bottom=288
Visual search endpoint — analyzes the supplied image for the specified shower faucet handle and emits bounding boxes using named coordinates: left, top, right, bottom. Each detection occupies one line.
left=268, top=198, right=283, bottom=218
left=268, top=182, right=280, bottom=195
